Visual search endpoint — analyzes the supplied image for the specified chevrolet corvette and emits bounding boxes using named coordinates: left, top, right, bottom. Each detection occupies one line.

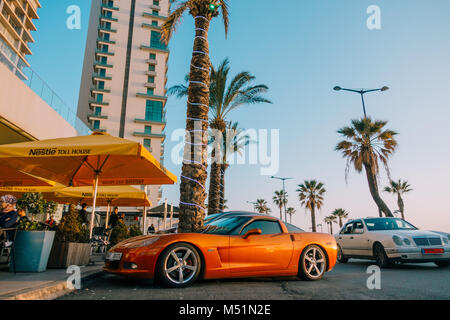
left=104, top=213, right=337, bottom=287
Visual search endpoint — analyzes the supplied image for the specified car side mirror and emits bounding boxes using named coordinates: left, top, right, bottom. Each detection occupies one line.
left=243, top=228, right=262, bottom=239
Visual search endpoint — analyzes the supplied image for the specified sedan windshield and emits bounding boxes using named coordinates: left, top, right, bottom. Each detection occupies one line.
left=201, top=216, right=252, bottom=235
left=364, top=218, right=417, bottom=231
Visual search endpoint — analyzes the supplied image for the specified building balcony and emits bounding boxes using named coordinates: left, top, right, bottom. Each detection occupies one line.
left=89, top=100, right=110, bottom=107
left=136, top=93, right=167, bottom=102
left=95, top=48, right=115, bottom=56
left=91, top=87, right=111, bottom=94
left=99, top=14, right=118, bottom=22
left=135, top=118, right=166, bottom=126
left=94, top=61, right=113, bottom=68
left=88, top=113, right=108, bottom=120
left=143, top=12, right=167, bottom=20
left=101, top=4, right=119, bottom=11
left=142, top=23, right=161, bottom=30
left=99, top=26, right=117, bottom=33
left=146, top=70, right=157, bottom=76
left=144, top=83, right=156, bottom=89
left=146, top=58, right=158, bottom=65
left=97, top=37, right=116, bottom=45
left=92, top=73, right=112, bottom=81
left=140, top=45, right=169, bottom=54
left=133, top=131, right=166, bottom=139
left=149, top=4, right=161, bottom=10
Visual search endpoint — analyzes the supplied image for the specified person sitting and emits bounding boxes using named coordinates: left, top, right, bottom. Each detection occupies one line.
left=147, top=224, right=155, bottom=234
left=0, top=195, right=19, bottom=247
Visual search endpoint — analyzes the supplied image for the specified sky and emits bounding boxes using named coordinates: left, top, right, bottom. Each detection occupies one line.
left=29, top=0, right=450, bottom=232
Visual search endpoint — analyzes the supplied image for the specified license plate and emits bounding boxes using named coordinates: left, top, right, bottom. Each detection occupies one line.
left=422, top=248, right=444, bottom=254
left=106, top=252, right=122, bottom=261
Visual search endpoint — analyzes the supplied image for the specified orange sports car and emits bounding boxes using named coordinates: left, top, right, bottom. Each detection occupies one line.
left=104, top=212, right=338, bottom=287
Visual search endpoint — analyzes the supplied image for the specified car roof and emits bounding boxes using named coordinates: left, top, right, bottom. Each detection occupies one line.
left=208, top=211, right=278, bottom=220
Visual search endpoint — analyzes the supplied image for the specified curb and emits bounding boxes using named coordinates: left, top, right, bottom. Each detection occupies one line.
left=1, top=268, right=105, bottom=300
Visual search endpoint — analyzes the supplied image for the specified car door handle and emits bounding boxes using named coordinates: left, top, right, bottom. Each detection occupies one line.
left=350, top=236, right=354, bottom=239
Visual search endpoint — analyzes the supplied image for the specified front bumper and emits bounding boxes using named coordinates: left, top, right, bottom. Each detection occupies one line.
left=385, top=246, right=450, bottom=263
left=103, top=248, right=161, bottom=279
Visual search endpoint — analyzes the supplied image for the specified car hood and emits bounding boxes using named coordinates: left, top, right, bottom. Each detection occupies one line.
left=370, top=229, right=443, bottom=238
left=111, top=234, right=171, bottom=250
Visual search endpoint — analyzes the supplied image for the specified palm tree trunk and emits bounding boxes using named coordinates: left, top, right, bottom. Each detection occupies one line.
left=363, top=163, right=393, bottom=217
left=311, top=204, right=317, bottom=232
left=330, top=223, right=333, bottom=235
left=279, top=207, right=282, bottom=220
left=339, top=217, right=343, bottom=228
left=397, top=194, right=405, bottom=220
left=178, top=16, right=211, bottom=233
left=219, top=164, right=228, bottom=212
left=207, top=157, right=221, bottom=215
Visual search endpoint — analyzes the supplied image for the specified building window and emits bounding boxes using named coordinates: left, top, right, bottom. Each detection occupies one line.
left=148, top=76, right=155, bottom=83
left=147, top=88, right=154, bottom=95
left=99, top=69, right=106, bottom=76
left=95, top=107, right=102, bottom=116
left=152, top=10, right=158, bottom=16
left=101, top=56, right=107, bottom=64
left=152, top=20, right=158, bottom=26
left=93, top=120, right=100, bottom=130
left=148, top=64, right=155, bottom=71
left=144, top=126, right=152, bottom=134
left=149, top=53, right=156, bottom=60
left=153, top=0, right=159, bottom=6
left=145, top=100, right=163, bottom=122
left=98, top=81, right=105, bottom=89
left=144, top=139, right=151, bottom=148
left=150, top=31, right=167, bottom=50
left=96, top=94, right=103, bottom=102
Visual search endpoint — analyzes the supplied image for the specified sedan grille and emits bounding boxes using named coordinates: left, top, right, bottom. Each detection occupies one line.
left=413, top=237, right=442, bottom=246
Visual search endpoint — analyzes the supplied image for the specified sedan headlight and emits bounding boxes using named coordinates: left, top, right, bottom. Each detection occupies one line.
left=125, top=237, right=160, bottom=249
left=393, top=235, right=403, bottom=246
left=403, top=238, right=411, bottom=246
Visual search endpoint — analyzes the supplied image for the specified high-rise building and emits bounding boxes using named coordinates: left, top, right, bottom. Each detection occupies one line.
left=0, top=0, right=40, bottom=79
left=77, top=0, right=171, bottom=208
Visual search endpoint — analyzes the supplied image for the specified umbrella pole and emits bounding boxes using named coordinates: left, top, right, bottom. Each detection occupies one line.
left=163, top=199, right=167, bottom=230
left=105, top=201, right=111, bottom=229
left=89, top=173, right=100, bottom=239
left=170, top=204, right=174, bottom=228
left=143, top=206, right=147, bottom=235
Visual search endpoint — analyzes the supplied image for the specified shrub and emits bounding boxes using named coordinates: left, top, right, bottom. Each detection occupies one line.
left=55, top=204, right=89, bottom=243
left=128, top=224, right=143, bottom=238
left=109, top=219, right=129, bottom=246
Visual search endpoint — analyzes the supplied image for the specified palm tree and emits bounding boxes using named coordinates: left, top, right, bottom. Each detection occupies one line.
left=384, top=179, right=412, bottom=220
left=168, top=59, right=271, bottom=214
left=254, top=199, right=271, bottom=214
left=273, top=190, right=287, bottom=221
left=324, top=215, right=337, bottom=234
left=335, top=117, right=398, bottom=217
left=331, top=208, right=349, bottom=228
left=161, top=0, right=229, bottom=232
left=297, top=180, right=326, bottom=232
left=286, top=207, right=296, bottom=224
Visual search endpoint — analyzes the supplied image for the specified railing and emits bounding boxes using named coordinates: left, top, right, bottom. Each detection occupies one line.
left=20, top=68, right=91, bottom=136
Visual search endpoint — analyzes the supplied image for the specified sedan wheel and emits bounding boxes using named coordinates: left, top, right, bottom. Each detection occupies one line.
left=374, top=243, right=391, bottom=268
left=156, top=243, right=201, bottom=288
left=298, top=245, right=327, bottom=281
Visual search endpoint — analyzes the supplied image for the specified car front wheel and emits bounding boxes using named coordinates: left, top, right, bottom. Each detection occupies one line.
left=156, top=243, right=201, bottom=288
left=298, top=245, right=327, bottom=281
left=374, top=243, right=391, bottom=268
left=337, top=245, right=348, bottom=263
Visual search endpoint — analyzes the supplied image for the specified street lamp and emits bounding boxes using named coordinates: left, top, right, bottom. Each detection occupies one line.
left=333, top=86, right=389, bottom=118
left=270, top=176, right=293, bottom=222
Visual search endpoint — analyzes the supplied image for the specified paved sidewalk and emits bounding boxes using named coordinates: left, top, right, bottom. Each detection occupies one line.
left=0, top=255, right=105, bottom=300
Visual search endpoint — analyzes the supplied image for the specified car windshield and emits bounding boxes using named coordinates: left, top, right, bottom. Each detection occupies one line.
left=364, top=218, right=417, bottom=231
left=204, top=213, right=224, bottom=225
left=285, top=223, right=304, bottom=232
left=201, top=216, right=252, bottom=235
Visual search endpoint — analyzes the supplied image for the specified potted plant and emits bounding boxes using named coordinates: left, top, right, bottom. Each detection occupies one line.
left=10, top=193, right=57, bottom=272
left=48, top=204, right=90, bottom=268
left=109, top=219, right=129, bottom=248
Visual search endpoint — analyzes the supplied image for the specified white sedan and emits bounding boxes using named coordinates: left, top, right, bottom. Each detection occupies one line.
left=335, top=217, right=450, bottom=268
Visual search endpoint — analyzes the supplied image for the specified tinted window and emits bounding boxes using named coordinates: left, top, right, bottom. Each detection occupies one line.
left=342, top=222, right=354, bottom=234
left=353, top=220, right=364, bottom=232
left=240, top=220, right=282, bottom=235
left=202, top=216, right=251, bottom=235
left=364, top=218, right=417, bottom=231
left=286, top=223, right=304, bottom=233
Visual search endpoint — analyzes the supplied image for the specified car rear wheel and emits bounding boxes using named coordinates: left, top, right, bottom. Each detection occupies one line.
left=374, top=243, right=391, bottom=268
left=298, top=245, right=327, bottom=281
left=435, top=261, right=450, bottom=268
left=156, top=243, right=201, bottom=288
left=337, top=245, right=348, bottom=263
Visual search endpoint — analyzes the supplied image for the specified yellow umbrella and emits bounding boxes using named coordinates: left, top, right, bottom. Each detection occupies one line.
left=0, top=132, right=177, bottom=238
left=0, top=165, right=55, bottom=187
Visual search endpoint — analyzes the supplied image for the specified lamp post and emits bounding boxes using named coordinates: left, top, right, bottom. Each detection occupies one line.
left=270, top=176, right=292, bottom=222
left=333, top=86, right=389, bottom=118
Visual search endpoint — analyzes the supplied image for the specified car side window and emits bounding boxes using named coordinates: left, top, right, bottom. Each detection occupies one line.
left=352, top=220, right=364, bottom=233
left=342, top=222, right=354, bottom=234
left=240, top=220, right=283, bottom=235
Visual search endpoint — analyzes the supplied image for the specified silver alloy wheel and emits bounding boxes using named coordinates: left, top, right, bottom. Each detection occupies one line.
left=303, top=246, right=326, bottom=279
left=163, top=246, right=198, bottom=285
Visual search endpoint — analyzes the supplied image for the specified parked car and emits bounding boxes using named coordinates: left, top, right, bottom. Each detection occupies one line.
left=105, top=213, right=337, bottom=287
left=335, top=217, right=450, bottom=268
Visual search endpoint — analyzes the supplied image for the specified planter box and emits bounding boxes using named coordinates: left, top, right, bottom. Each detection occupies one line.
left=10, top=230, right=55, bottom=273
left=47, top=242, right=91, bottom=268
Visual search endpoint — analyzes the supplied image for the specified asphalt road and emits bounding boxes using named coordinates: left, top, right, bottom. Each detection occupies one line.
left=59, top=260, right=450, bottom=300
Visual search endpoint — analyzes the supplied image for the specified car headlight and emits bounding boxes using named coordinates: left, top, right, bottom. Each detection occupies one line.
left=443, top=237, right=449, bottom=245
left=125, top=237, right=160, bottom=249
left=403, top=238, right=411, bottom=246
left=393, top=235, right=403, bottom=246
